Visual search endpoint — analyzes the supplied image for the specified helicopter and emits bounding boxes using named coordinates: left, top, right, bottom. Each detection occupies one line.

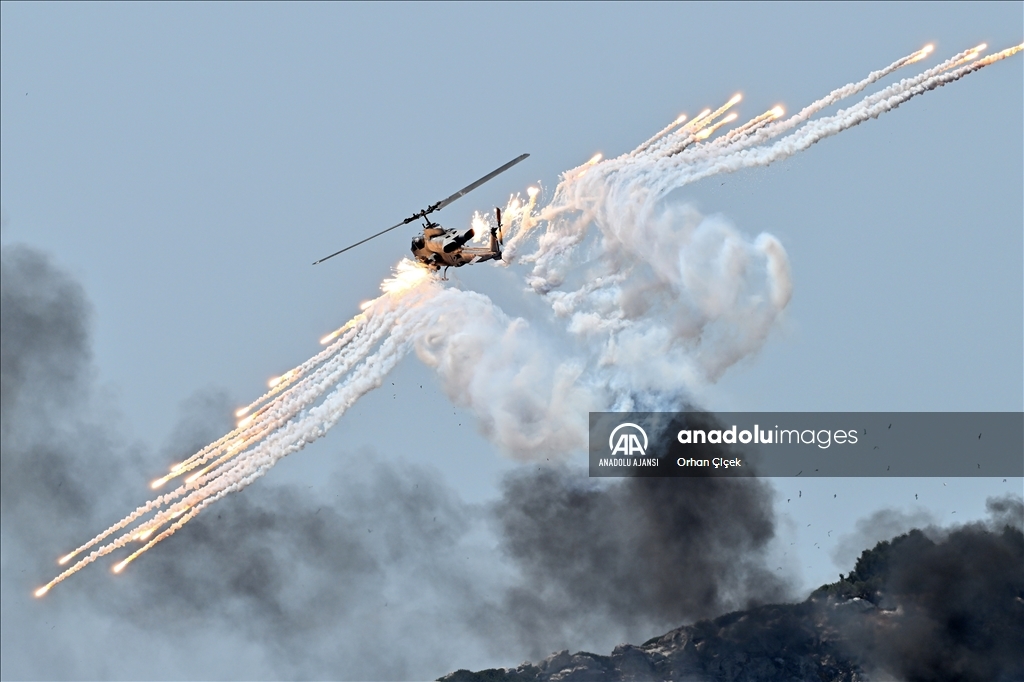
left=313, top=153, right=529, bottom=273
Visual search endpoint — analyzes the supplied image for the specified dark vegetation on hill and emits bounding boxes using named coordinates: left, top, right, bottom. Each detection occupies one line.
left=442, top=519, right=1024, bottom=682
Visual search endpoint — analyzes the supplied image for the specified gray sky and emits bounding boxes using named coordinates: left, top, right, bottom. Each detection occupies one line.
left=2, top=2, right=1022, bottom=679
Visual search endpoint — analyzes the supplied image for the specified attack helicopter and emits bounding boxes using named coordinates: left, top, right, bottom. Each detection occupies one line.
left=313, top=153, right=529, bottom=273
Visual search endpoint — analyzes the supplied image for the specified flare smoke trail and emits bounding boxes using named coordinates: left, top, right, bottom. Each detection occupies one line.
left=36, top=40, right=1022, bottom=595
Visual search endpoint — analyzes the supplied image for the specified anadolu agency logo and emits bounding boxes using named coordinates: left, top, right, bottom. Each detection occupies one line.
left=599, top=423, right=659, bottom=467
left=610, top=423, right=647, bottom=455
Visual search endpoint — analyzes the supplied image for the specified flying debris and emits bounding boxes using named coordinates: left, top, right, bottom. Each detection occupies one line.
left=313, top=154, right=530, bottom=273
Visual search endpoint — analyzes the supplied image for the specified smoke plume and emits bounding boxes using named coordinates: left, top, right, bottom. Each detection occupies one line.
left=493, top=467, right=790, bottom=660
left=1, top=242, right=790, bottom=679
left=441, top=498, right=1023, bottom=682
left=828, top=500, right=1024, bottom=681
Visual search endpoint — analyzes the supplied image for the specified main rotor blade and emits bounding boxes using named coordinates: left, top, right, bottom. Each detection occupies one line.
left=312, top=153, right=529, bottom=265
left=311, top=219, right=411, bottom=265
left=435, top=153, right=530, bottom=211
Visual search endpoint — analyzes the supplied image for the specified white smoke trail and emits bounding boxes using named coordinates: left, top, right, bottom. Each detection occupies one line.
left=413, top=288, right=596, bottom=458
left=525, top=43, right=1019, bottom=294
left=44, top=257, right=596, bottom=589
left=650, top=44, right=1021, bottom=196
left=515, top=44, right=1017, bottom=404
left=36, top=41, right=1020, bottom=595
left=39, top=263, right=439, bottom=592
left=496, top=186, right=542, bottom=262
left=632, top=113, right=689, bottom=156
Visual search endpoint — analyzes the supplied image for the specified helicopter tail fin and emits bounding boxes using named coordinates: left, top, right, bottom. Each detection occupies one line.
left=495, top=207, right=504, bottom=245
left=488, top=208, right=502, bottom=261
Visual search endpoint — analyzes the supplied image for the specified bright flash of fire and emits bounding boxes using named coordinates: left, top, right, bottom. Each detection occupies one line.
left=469, top=212, right=491, bottom=245
left=576, top=153, right=603, bottom=178
left=133, top=527, right=156, bottom=541
left=718, top=106, right=781, bottom=143
left=962, top=44, right=987, bottom=63
left=688, top=94, right=741, bottom=135
left=495, top=184, right=543, bottom=259
left=185, top=467, right=209, bottom=484
left=967, top=43, right=1022, bottom=69
left=684, top=108, right=713, bottom=131
left=633, top=113, right=690, bottom=154
left=908, top=43, right=935, bottom=63
left=695, top=112, right=739, bottom=140
left=937, top=43, right=989, bottom=73
left=381, top=259, right=432, bottom=294
left=321, top=315, right=363, bottom=345
left=267, top=369, right=297, bottom=389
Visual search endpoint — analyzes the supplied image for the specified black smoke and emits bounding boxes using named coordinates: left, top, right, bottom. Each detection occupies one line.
left=0, top=245, right=139, bottom=553
left=9, top=240, right=1021, bottom=682
left=1, top=241, right=798, bottom=678
left=826, top=500, right=1024, bottom=682
left=444, top=500, right=1024, bottom=682
left=0, top=243, right=498, bottom=679
left=20, top=241, right=973, bottom=681
left=494, top=466, right=791, bottom=659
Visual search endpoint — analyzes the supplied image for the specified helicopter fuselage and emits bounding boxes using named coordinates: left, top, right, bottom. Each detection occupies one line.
left=410, top=223, right=502, bottom=270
